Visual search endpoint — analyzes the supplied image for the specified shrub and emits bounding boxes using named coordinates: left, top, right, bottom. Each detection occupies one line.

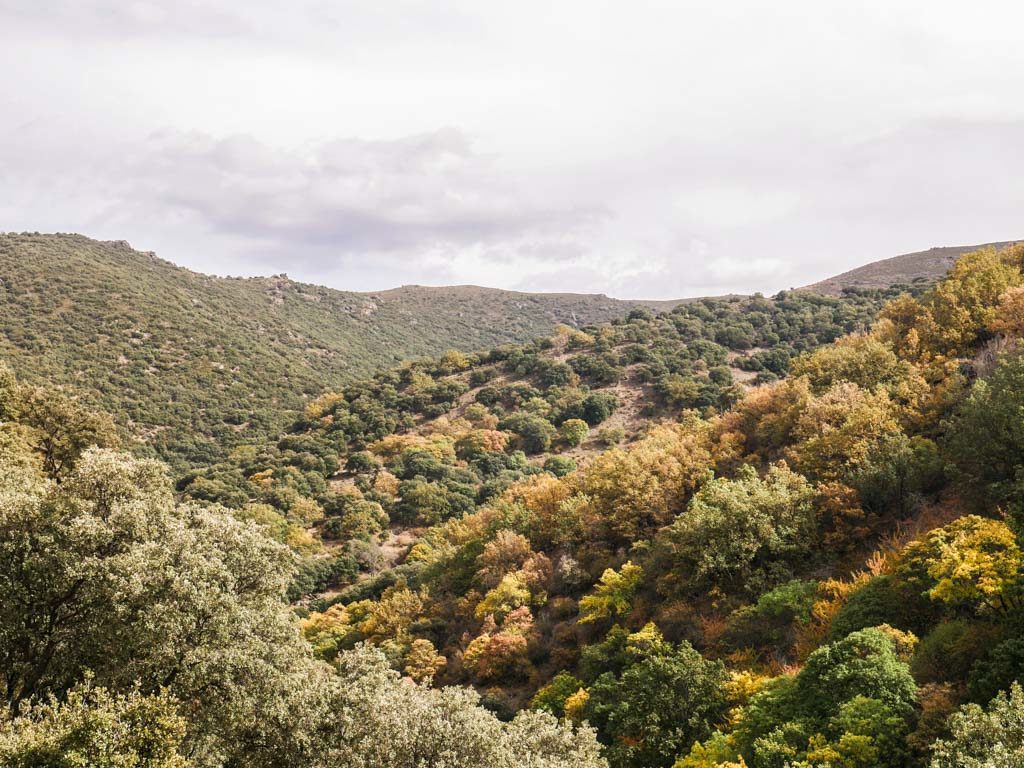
left=559, top=418, right=589, bottom=447
left=543, top=456, right=577, bottom=477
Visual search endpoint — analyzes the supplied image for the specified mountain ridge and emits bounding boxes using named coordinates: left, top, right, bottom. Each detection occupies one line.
left=0, top=232, right=681, bottom=467
left=799, top=240, right=1021, bottom=294
left=1, top=230, right=1011, bottom=468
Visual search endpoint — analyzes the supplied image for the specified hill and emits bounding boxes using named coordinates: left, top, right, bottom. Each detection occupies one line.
left=801, top=240, right=1020, bottom=294
left=176, top=241, right=1024, bottom=767
left=0, top=233, right=680, bottom=467
left=6, top=242, right=1024, bottom=767
left=180, top=281, right=902, bottom=615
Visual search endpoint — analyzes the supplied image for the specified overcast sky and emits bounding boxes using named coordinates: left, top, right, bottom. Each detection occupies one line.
left=2, top=1, right=1022, bottom=299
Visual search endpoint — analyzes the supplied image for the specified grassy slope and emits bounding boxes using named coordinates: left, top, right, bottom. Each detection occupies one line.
left=0, top=233, right=679, bottom=466
left=801, top=240, right=1020, bottom=294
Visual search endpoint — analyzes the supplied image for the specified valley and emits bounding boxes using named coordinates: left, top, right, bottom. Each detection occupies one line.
left=4, top=237, right=1024, bottom=767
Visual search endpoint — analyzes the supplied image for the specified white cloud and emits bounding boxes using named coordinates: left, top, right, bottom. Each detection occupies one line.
left=1, top=1, right=1023, bottom=298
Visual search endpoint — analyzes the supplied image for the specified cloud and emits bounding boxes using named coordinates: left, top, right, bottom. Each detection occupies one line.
left=0, top=0, right=250, bottom=38
left=15, top=127, right=603, bottom=282
left=2, top=118, right=1023, bottom=299
left=2, top=1, right=1024, bottom=298
left=147, top=129, right=598, bottom=250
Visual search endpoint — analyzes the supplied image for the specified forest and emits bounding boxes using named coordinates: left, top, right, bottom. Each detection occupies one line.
left=4, top=243, right=1024, bottom=767
left=0, top=233, right=668, bottom=471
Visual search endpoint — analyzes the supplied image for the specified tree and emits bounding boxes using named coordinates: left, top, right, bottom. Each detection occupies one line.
left=795, top=628, right=918, bottom=725
left=19, top=386, right=119, bottom=481
left=945, top=352, right=1024, bottom=527
left=581, top=392, right=619, bottom=426
left=898, top=515, right=1024, bottom=614
left=846, top=433, right=943, bottom=518
left=925, top=246, right=1021, bottom=355
left=404, top=638, right=447, bottom=683
left=969, top=639, right=1024, bottom=705
left=987, top=285, right=1024, bottom=338
left=0, top=682, right=187, bottom=768
left=930, top=682, right=1024, bottom=768
left=544, top=455, right=577, bottom=477
left=0, top=448, right=338, bottom=766
left=585, top=639, right=729, bottom=768
left=663, top=464, right=817, bottom=595
left=577, top=421, right=713, bottom=544
left=790, top=333, right=917, bottom=396
left=476, top=572, right=532, bottom=621
left=330, top=645, right=606, bottom=768
left=476, top=530, right=534, bottom=588
left=730, top=629, right=918, bottom=767
left=439, top=349, right=471, bottom=373
left=394, top=478, right=453, bottom=525
left=500, top=412, right=557, bottom=454
left=788, top=383, right=902, bottom=483
left=463, top=611, right=533, bottom=683
left=805, top=695, right=912, bottom=768
left=532, top=672, right=586, bottom=717
left=578, top=562, right=644, bottom=624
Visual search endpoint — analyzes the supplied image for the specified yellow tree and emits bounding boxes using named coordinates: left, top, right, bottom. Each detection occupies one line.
left=900, top=516, right=1024, bottom=613
left=578, top=562, right=644, bottom=624
left=788, top=383, right=902, bottom=483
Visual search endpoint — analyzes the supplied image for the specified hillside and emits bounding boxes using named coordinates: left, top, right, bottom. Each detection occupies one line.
left=0, top=233, right=679, bottom=468
left=801, top=240, right=1020, bottom=294
left=180, top=241, right=1024, bottom=767
left=3, top=232, right=1001, bottom=470
left=6, top=243, right=1024, bottom=767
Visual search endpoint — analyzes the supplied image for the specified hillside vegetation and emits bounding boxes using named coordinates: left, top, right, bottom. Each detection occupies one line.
left=8, top=241, right=1024, bottom=767
left=801, top=240, right=1020, bottom=295
left=0, top=233, right=676, bottom=468
left=181, top=242, right=1024, bottom=767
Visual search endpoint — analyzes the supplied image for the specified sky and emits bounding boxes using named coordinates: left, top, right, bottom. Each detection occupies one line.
left=1, top=1, right=1023, bottom=299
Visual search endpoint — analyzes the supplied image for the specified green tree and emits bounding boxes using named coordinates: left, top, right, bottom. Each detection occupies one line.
left=945, top=352, right=1024, bottom=528
left=795, top=627, right=919, bottom=725
left=663, top=463, right=817, bottom=595
left=0, top=683, right=187, bottom=768
left=500, top=412, right=557, bottom=454
left=19, top=386, right=119, bottom=480
left=543, top=455, right=577, bottom=477
left=731, top=628, right=918, bottom=767
left=585, top=640, right=728, bottom=768
left=930, top=682, right=1024, bottom=768
left=847, top=433, right=943, bottom=518
left=331, top=645, right=605, bottom=768
left=531, top=671, right=586, bottom=717
left=0, top=448, right=337, bottom=766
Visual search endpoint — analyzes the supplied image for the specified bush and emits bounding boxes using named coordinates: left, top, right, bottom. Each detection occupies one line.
left=500, top=413, right=557, bottom=454
left=581, top=392, right=619, bottom=426
left=597, top=426, right=625, bottom=446
left=544, top=456, right=577, bottom=478
left=723, top=580, right=817, bottom=654
left=346, top=451, right=377, bottom=473
left=559, top=418, right=589, bottom=447
left=969, top=638, right=1024, bottom=704
left=829, top=574, right=939, bottom=640
left=911, top=621, right=1000, bottom=685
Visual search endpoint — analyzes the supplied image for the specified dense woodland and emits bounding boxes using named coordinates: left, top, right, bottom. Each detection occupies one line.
left=5, top=243, right=1024, bottom=766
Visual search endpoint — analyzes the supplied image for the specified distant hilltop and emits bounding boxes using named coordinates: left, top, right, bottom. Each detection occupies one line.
left=800, top=241, right=1021, bottom=295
